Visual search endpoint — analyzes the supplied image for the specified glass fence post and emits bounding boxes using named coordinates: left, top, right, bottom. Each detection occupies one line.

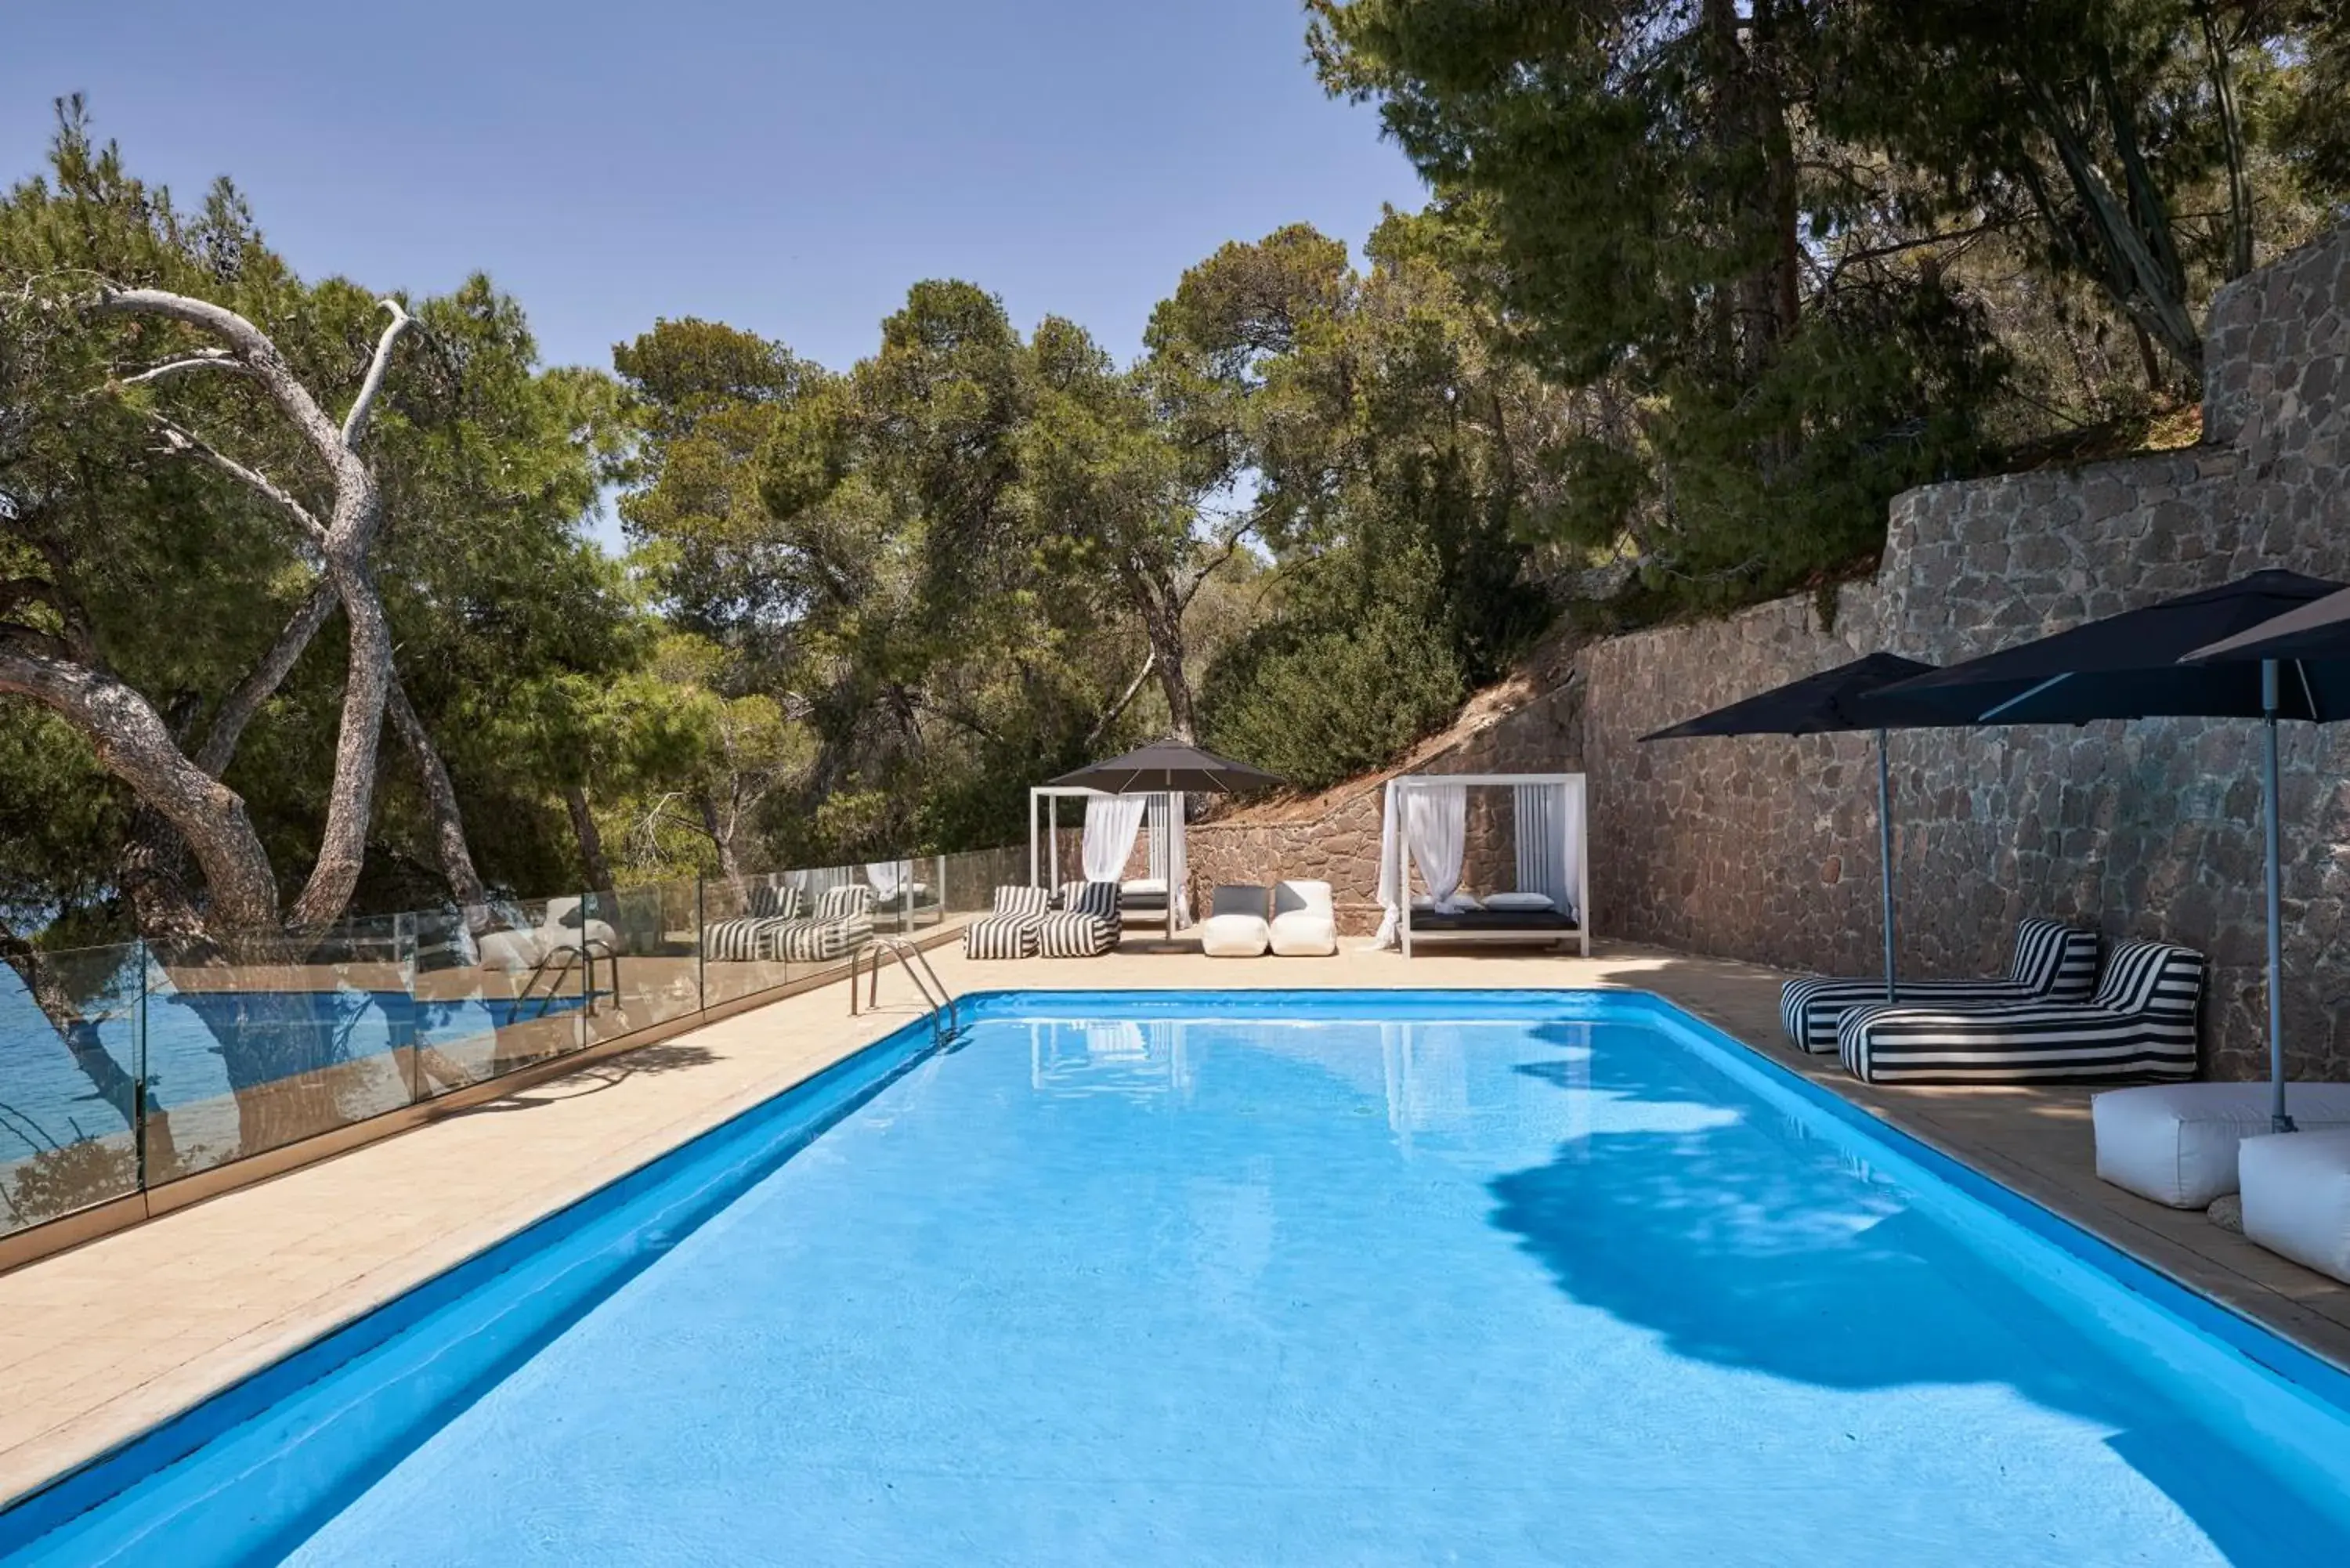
left=399, top=912, right=421, bottom=1105
left=580, top=889, right=594, bottom=1050
left=695, top=876, right=707, bottom=1011
left=133, top=937, right=150, bottom=1195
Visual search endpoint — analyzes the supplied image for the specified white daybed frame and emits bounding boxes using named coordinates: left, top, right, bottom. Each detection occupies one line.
left=1390, top=771, right=1590, bottom=959
left=1027, top=786, right=1187, bottom=939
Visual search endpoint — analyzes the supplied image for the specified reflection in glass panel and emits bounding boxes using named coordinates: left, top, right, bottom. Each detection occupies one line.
left=144, top=927, right=414, bottom=1181
left=0, top=940, right=145, bottom=1237
left=412, top=896, right=592, bottom=1094
left=863, top=856, right=947, bottom=938
left=699, top=872, right=801, bottom=1006
left=584, top=880, right=702, bottom=1046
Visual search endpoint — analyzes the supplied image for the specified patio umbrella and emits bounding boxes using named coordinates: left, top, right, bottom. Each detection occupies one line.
left=1641, top=653, right=1958, bottom=1003
left=1048, top=739, right=1284, bottom=795
left=2178, top=583, right=2350, bottom=1133
left=1871, top=569, right=2350, bottom=1131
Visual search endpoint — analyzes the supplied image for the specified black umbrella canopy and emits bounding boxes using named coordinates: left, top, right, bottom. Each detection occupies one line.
left=2185, top=583, right=2350, bottom=666
left=1047, top=739, right=1284, bottom=795
left=1640, top=652, right=1951, bottom=740
left=1872, top=569, right=2350, bottom=724
left=1641, top=652, right=1949, bottom=1007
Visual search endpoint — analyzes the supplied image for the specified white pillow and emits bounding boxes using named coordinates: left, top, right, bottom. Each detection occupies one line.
left=1483, top=891, right=1556, bottom=912
left=1411, top=893, right=1484, bottom=911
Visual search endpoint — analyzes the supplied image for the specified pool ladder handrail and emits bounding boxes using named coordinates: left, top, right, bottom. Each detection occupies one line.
left=516, top=938, right=619, bottom=1021
left=850, top=936, right=960, bottom=1047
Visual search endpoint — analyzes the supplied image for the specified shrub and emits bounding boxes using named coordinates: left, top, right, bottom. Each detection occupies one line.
left=1202, top=602, right=1466, bottom=793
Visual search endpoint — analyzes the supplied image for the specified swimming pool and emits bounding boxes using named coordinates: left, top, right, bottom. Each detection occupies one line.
left=5, top=989, right=2348, bottom=1565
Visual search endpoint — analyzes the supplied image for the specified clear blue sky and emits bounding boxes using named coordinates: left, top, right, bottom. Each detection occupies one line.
left=1, top=0, right=1426, bottom=379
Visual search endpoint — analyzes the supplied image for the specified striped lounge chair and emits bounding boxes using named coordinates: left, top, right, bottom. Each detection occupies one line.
left=965, top=885, right=1052, bottom=959
left=1039, top=880, right=1120, bottom=958
left=701, top=883, right=802, bottom=961
left=1835, top=938, right=2205, bottom=1086
left=771, top=883, right=878, bottom=963
left=1780, top=917, right=2100, bottom=1054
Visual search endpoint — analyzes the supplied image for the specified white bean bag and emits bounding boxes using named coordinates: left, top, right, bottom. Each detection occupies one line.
left=1269, top=880, right=1337, bottom=957
left=2239, top=1128, right=2350, bottom=1284
left=475, top=927, right=549, bottom=972
left=2094, top=1082, right=2350, bottom=1209
left=1199, top=885, right=1271, bottom=958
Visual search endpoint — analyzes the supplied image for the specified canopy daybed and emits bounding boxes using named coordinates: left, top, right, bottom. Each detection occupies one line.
left=1027, top=786, right=1191, bottom=937
left=1377, top=772, right=1589, bottom=958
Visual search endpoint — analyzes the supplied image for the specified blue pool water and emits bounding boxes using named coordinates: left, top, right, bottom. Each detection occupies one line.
left=6, top=991, right=2350, bottom=1566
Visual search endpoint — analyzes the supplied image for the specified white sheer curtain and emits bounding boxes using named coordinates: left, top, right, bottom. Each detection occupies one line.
left=1375, top=782, right=1468, bottom=945
left=865, top=860, right=905, bottom=901
left=1513, top=782, right=1580, bottom=918
left=1081, top=793, right=1148, bottom=883
left=1169, top=792, right=1191, bottom=926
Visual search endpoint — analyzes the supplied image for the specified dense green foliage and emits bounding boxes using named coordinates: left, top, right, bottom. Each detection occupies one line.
left=1311, top=0, right=2348, bottom=610
left=1, top=107, right=638, bottom=942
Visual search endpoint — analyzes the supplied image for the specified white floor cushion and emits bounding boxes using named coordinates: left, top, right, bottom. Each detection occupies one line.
left=1269, top=912, right=1336, bottom=956
left=2094, top=1082, right=2350, bottom=1208
left=2239, top=1128, right=2350, bottom=1284
left=1198, top=914, right=1271, bottom=958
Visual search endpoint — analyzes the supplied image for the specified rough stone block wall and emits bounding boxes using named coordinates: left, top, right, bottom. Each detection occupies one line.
left=1589, top=222, right=2350, bottom=1081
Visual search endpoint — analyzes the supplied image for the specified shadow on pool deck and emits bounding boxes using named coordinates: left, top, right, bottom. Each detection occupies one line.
left=443, top=1042, right=725, bottom=1115
left=1488, top=1046, right=2350, bottom=1559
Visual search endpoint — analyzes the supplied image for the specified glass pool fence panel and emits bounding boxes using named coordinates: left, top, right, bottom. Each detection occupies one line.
left=143, top=924, right=415, bottom=1183
left=412, top=894, right=586, bottom=1098
left=2, top=845, right=1019, bottom=1241
left=939, top=845, right=1025, bottom=920
left=698, top=869, right=800, bottom=1008
left=582, top=879, right=701, bottom=1050
left=0, top=938, right=146, bottom=1241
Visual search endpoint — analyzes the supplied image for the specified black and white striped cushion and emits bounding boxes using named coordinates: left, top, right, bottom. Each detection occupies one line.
left=1038, top=910, right=1117, bottom=957
left=964, top=913, right=1039, bottom=959
left=749, top=884, right=801, bottom=919
left=1057, top=880, right=1120, bottom=920
left=992, top=885, right=1052, bottom=919
left=1836, top=939, right=2204, bottom=1085
left=766, top=916, right=848, bottom=963
left=817, top=884, right=877, bottom=921
left=1781, top=918, right=2099, bottom=1053
left=702, top=916, right=778, bottom=962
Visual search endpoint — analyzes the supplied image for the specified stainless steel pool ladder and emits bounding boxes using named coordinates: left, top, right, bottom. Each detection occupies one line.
left=850, top=937, right=960, bottom=1047
left=516, top=938, right=618, bottom=1021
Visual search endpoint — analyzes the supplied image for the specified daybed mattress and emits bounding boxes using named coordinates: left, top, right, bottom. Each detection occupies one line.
left=1405, top=909, right=1579, bottom=934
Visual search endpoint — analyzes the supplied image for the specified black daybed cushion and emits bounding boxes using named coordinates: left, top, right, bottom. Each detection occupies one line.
left=1407, top=909, right=1579, bottom=933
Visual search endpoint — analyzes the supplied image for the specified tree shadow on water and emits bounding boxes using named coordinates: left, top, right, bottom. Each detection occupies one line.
left=1488, top=1056, right=2350, bottom=1562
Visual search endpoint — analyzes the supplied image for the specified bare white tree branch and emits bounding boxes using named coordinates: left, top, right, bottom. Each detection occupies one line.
left=340, top=299, right=412, bottom=447
left=196, top=579, right=338, bottom=775
left=97, top=287, right=346, bottom=468
left=139, top=410, right=327, bottom=543
left=121, top=349, right=250, bottom=386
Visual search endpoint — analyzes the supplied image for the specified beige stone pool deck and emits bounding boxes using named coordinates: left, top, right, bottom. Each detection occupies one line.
left=5, top=936, right=2349, bottom=1512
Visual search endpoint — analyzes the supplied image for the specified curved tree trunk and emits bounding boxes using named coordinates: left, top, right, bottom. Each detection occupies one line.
left=565, top=783, right=614, bottom=893
left=0, top=648, right=283, bottom=933
left=386, top=672, right=491, bottom=920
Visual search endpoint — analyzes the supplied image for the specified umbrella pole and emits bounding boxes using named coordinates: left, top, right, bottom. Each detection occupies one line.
left=2262, top=660, right=2295, bottom=1133
left=1877, top=728, right=1897, bottom=1004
